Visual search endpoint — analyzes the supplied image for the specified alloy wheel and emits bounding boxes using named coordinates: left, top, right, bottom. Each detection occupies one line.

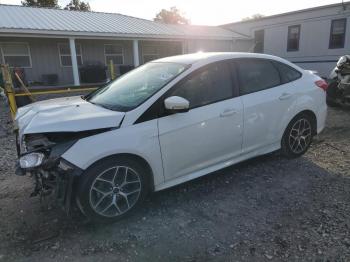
left=89, top=166, right=141, bottom=217
left=288, top=118, right=312, bottom=154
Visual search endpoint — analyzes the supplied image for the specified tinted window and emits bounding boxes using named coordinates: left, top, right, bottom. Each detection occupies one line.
left=237, top=59, right=280, bottom=95
left=287, top=25, right=301, bottom=51
left=170, top=62, right=233, bottom=109
left=329, top=18, right=347, bottom=49
left=273, top=61, right=302, bottom=84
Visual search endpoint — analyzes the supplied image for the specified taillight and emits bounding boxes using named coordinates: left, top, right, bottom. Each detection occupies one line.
left=315, top=79, right=328, bottom=91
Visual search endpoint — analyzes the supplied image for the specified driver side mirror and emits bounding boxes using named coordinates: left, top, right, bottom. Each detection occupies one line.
left=164, top=96, right=190, bottom=113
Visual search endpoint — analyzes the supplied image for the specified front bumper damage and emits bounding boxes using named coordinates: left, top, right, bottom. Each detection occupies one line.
left=14, top=127, right=114, bottom=214
left=16, top=158, right=82, bottom=214
left=14, top=131, right=83, bottom=214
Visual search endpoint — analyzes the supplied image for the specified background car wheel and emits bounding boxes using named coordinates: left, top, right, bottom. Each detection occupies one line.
left=76, top=156, right=151, bottom=223
left=281, top=113, right=315, bottom=158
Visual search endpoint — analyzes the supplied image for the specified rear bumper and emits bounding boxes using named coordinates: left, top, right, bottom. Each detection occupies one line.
left=317, top=103, right=327, bottom=134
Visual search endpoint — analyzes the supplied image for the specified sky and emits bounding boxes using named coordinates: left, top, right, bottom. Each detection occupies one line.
left=0, top=0, right=343, bottom=25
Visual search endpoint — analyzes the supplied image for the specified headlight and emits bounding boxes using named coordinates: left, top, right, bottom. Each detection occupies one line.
left=19, top=152, right=45, bottom=169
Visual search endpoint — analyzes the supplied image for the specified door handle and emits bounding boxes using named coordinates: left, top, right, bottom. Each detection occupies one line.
left=279, top=93, right=292, bottom=100
left=220, top=109, right=238, bottom=117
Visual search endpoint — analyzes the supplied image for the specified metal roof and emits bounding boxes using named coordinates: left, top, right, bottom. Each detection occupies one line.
left=0, top=5, right=246, bottom=40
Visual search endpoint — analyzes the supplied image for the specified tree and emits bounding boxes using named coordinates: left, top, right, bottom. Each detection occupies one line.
left=154, top=6, right=190, bottom=25
left=64, top=0, right=91, bottom=11
left=242, top=13, right=265, bottom=21
left=21, top=0, right=59, bottom=8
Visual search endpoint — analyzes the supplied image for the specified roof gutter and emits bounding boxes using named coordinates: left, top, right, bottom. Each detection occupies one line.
left=0, top=28, right=247, bottom=41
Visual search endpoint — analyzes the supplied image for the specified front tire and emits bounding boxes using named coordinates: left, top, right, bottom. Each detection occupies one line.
left=76, top=156, right=150, bottom=223
left=281, top=114, right=314, bottom=158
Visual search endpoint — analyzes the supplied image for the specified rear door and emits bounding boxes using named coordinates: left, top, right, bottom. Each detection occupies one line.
left=158, top=61, right=244, bottom=180
left=234, top=58, right=301, bottom=154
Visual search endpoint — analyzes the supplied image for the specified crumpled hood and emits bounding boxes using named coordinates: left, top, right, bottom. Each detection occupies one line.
left=15, top=96, right=124, bottom=135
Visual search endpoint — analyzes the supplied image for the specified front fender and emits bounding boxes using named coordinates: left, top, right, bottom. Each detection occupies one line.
left=61, top=120, right=164, bottom=187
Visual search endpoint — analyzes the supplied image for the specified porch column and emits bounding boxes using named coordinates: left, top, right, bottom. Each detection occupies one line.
left=182, top=40, right=186, bottom=54
left=133, top=39, right=140, bottom=67
left=69, top=37, right=80, bottom=86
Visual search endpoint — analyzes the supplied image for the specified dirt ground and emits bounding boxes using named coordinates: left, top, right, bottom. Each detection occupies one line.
left=0, top=97, right=349, bottom=262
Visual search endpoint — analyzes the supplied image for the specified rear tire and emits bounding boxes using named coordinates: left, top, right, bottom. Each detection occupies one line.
left=281, top=114, right=314, bottom=158
left=76, top=156, right=151, bottom=223
left=326, top=81, right=340, bottom=107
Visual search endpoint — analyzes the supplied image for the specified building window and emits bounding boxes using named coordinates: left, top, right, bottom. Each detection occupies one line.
left=0, top=42, right=31, bottom=67
left=58, top=43, right=83, bottom=67
left=142, top=46, right=159, bottom=63
left=253, top=30, right=264, bottom=53
left=104, top=44, right=124, bottom=65
left=287, top=25, right=301, bottom=52
left=329, top=18, right=347, bottom=49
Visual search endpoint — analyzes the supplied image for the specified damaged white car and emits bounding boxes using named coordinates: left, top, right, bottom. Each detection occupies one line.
left=15, top=53, right=327, bottom=223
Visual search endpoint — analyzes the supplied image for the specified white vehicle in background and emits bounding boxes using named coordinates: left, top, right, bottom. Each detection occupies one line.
left=15, top=52, right=328, bottom=223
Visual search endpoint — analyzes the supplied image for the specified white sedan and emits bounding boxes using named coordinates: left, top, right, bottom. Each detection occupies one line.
left=15, top=52, right=328, bottom=222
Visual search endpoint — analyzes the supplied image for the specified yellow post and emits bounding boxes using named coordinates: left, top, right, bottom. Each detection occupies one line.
left=1, top=64, right=17, bottom=120
left=109, top=60, right=115, bottom=80
left=14, top=72, right=35, bottom=102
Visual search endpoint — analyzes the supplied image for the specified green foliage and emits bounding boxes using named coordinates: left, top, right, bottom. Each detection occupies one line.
left=242, top=13, right=265, bottom=21
left=64, top=0, right=91, bottom=11
left=21, top=0, right=59, bottom=8
left=154, top=6, right=190, bottom=25
left=21, top=0, right=91, bottom=11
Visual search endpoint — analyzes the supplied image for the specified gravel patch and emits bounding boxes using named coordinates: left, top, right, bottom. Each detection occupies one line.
left=0, top=98, right=349, bottom=262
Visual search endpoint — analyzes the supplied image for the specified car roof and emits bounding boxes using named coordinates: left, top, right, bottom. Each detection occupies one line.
left=153, top=52, right=284, bottom=65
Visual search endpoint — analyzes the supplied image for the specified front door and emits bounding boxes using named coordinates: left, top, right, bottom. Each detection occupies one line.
left=158, top=61, right=244, bottom=180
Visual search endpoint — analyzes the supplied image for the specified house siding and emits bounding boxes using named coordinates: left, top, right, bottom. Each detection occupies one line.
left=186, top=39, right=232, bottom=52
left=225, top=3, right=350, bottom=77
left=0, top=37, right=242, bottom=86
left=0, top=38, right=138, bottom=85
left=0, top=37, right=73, bottom=85
left=139, top=40, right=183, bottom=64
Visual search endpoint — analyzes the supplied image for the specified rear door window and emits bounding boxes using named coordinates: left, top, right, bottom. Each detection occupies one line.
left=236, top=59, right=281, bottom=95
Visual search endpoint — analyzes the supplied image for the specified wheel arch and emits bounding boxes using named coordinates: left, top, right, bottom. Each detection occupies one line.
left=280, top=109, right=317, bottom=158
left=81, top=153, right=155, bottom=192
left=293, top=109, right=317, bottom=135
left=280, top=109, right=318, bottom=142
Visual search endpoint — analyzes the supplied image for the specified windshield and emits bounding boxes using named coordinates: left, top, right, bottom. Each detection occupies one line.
left=87, top=62, right=188, bottom=111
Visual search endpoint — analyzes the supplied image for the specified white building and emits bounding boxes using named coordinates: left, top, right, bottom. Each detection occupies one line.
left=224, top=1, right=350, bottom=77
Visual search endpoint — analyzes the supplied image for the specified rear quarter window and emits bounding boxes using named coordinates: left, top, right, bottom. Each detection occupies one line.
left=272, top=61, right=302, bottom=84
